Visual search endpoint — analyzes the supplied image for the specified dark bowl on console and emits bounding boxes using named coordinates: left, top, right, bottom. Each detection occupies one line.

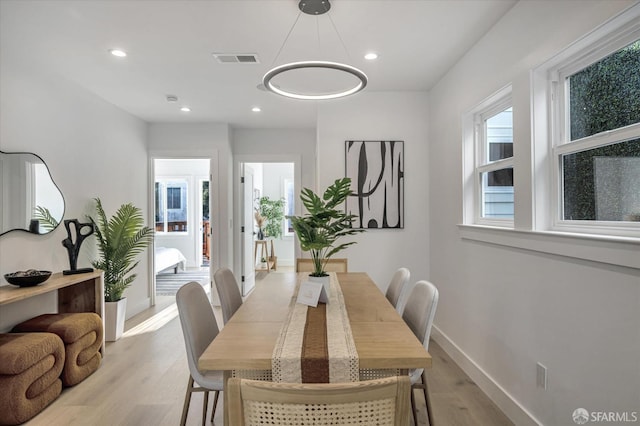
left=4, top=270, right=52, bottom=287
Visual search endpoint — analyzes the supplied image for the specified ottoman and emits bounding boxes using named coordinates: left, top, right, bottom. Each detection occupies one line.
left=12, top=313, right=103, bottom=387
left=0, top=333, right=64, bottom=425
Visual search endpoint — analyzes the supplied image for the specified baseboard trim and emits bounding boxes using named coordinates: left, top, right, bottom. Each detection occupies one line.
left=127, top=297, right=152, bottom=320
left=431, top=326, right=543, bottom=426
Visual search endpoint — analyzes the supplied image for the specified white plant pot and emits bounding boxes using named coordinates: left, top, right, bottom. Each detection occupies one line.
left=105, top=298, right=127, bottom=342
left=308, top=275, right=330, bottom=302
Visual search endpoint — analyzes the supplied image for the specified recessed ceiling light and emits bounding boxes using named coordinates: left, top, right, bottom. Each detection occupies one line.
left=109, top=49, right=127, bottom=58
left=180, top=106, right=191, bottom=112
left=364, top=52, right=378, bottom=60
left=252, top=107, right=261, bottom=112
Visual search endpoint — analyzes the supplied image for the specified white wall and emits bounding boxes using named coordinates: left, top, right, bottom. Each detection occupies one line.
left=148, top=123, right=233, bottom=274
left=317, top=91, right=430, bottom=291
left=233, top=128, right=316, bottom=192
left=0, top=61, right=149, bottom=329
left=428, top=1, right=639, bottom=425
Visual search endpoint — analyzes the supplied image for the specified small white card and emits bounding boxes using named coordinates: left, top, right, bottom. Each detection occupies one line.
left=297, top=280, right=328, bottom=307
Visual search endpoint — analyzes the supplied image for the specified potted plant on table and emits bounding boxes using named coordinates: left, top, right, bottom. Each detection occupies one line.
left=89, top=198, right=153, bottom=341
left=288, top=178, right=363, bottom=293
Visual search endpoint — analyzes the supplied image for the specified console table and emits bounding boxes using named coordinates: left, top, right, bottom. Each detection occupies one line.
left=0, top=270, right=105, bottom=355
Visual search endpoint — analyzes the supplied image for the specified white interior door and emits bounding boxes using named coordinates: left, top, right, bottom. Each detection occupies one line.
left=241, top=165, right=256, bottom=296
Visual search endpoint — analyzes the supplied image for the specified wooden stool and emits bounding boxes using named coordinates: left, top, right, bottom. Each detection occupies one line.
left=0, top=333, right=64, bottom=425
left=12, top=313, right=103, bottom=387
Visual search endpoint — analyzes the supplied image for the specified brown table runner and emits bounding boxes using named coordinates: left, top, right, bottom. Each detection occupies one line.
left=301, top=303, right=329, bottom=383
left=272, top=273, right=359, bottom=383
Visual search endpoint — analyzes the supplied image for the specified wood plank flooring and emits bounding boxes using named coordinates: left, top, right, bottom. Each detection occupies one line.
left=24, top=278, right=512, bottom=426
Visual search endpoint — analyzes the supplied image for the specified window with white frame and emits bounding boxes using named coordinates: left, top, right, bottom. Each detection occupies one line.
left=155, top=179, right=189, bottom=233
left=550, top=28, right=640, bottom=231
left=283, top=178, right=294, bottom=235
left=464, top=87, right=514, bottom=226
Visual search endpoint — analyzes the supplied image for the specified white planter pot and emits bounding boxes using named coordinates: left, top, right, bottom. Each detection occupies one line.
left=105, top=298, right=127, bottom=342
left=308, top=275, right=330, bottom=302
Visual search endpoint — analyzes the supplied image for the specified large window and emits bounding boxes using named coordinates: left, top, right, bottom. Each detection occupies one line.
left=552, top=34, right=640, bottom=230
left=155, top=179, right=188, bottom=233
left=464, top=87, right=514, bottom=226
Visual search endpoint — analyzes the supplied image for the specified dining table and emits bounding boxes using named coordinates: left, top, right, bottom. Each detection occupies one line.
left=198, top=271, right=431, bottom=425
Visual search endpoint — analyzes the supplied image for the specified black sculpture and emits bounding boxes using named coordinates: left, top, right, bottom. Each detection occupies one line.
left=61, top=219, right=95, bottom=275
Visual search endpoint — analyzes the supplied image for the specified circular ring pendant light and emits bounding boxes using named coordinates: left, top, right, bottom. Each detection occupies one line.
left=262, top=0, right=368, bottom=100
left=263, top=61, right=367, bottom=100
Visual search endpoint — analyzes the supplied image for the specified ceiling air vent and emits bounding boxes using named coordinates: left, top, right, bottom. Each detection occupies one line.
left=212, top=53, right=260, bottom=64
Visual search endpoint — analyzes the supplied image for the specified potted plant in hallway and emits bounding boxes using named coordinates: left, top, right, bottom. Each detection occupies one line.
left=90, top=198, right=153, bottom=341
left=255, top=196, right=285, bottom=269
left=256, top=196, right=285, bottom=239
left=288, top=178, right=363, bottom=294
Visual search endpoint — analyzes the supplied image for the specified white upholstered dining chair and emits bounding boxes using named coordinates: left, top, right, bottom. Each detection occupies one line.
left=385, top=267, right=410, bottom=312
left=402, top=280, right=439, bottom=426
left=213, top=267, right=243, bottom=324
left=176, top=282, right=224, bottom=426
left=228, top=375, right=411, bottom=426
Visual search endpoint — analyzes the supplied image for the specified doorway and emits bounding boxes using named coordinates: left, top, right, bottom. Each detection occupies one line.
left=239, top=162, right=296, bottom=296
left=152, top=158, right=211, bottom=301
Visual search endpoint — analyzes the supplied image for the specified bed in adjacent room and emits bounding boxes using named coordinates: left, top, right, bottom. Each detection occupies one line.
left=154, top=246, right=187, bottom=274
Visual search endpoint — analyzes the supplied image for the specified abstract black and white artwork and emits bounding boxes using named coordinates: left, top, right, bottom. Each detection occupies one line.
left=345, top=141, right=404, bottom=229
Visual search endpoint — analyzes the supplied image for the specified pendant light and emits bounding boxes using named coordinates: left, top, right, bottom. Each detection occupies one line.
left=262, top=0, right=368, bottom=100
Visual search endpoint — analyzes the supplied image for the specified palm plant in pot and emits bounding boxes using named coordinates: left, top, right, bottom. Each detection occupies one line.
left=89, top=198, right=153, bottom=341
left=288, top=178, right=363, bottom=294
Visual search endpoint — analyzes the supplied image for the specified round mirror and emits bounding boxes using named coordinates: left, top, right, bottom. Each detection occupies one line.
left=1, top=151, right=65, bottom=235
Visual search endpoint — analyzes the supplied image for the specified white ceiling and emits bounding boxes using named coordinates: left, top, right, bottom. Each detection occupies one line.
left=0, top=0, right=516, bottom=129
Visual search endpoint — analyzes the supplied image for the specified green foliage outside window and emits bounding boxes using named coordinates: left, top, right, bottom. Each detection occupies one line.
left=563, top=39, right=640, bottom=221
left=563, top=138, right=640, bottom=220
left=569, top=40, right=640, bottom=140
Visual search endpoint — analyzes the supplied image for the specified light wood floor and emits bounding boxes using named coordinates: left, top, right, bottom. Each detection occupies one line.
left=24, top=275, right=512, bottom=426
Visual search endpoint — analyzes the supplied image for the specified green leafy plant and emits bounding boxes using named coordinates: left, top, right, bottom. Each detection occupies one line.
left=287, top=177, right=364, bottom=277
left=564, top=40, right=640, bottom=220
left=257, top=196, right=285, bottom=239
left=89, top=198, right=154, bottom=302
left=33, top=206, right=59, bottom=232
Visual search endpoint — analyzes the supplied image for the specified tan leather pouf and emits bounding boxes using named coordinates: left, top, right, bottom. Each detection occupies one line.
left=12, top=313, right=103, bottom=387
left=0, top=333, right=65, bottom=425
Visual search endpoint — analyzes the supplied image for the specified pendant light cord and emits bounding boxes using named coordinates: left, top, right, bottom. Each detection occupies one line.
left=270, top=10, right=303, bottom=67
left=316, top=15, right=321, bottom=57
left=326, top=11, right=352, bottom=62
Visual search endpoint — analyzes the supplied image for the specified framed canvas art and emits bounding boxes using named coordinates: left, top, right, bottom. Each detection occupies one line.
left=345, top=140, right=404, bottom=229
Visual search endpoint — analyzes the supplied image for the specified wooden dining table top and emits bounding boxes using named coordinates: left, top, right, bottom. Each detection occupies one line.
left=198, top=272, right=431, bottom=372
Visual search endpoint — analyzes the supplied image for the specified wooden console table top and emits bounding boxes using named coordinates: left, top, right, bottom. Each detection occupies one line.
left=0, top=270, right=104, bottom=305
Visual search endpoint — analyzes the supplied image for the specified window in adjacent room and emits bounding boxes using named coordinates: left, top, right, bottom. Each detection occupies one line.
left=284, top=178, right=294, bottom=235
left=155, top=179, right=188, bottom=233
left=551, top=33, right=640, bottom=231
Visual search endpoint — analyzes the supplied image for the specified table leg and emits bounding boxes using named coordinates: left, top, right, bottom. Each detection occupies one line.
left=223, top=370, right=230, bottom=426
